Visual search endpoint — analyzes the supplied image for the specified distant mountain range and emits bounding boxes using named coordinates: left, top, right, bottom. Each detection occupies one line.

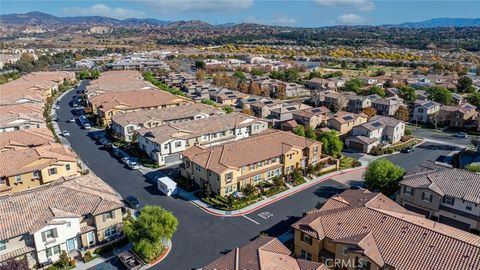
left=398, top=18, right=480, bottom=28
left=1, top=11, right=479, bottom=29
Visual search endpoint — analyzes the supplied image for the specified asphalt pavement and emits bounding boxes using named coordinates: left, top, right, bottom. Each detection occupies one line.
left=56, top=83, right=457, bottom=270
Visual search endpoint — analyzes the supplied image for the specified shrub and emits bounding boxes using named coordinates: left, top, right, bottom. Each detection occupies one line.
left=83, top=251, right=93, bottom=263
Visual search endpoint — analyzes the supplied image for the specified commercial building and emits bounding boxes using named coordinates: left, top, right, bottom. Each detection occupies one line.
left=292, top=189, right=480, bottom=270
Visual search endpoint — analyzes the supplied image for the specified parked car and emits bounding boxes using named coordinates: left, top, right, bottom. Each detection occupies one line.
left=127, top=161, right=140, bottom=170
left=124, top=196, right=140, bottom=209
left=72, top=102, right=79, bottom=107
left=111, top=147, right=124, bottom=158
left=117, top=251, right=142, bottom=270
left=53, top=105, right=60, bottom=110
left=68, top=117, right=75, bottom=123
left=453, top=132, right=468, bottom=138
left=121, top=156, right=131, bottom=164
left=104, top=142, right=113, bottom=150
left=83, top=123, right=91, bottom=130
left=53, top=116, right=61, bottom=122
left=62, top=130, right=70, bottom=136
left=401, top=146, right=414, bottom=153
left=79, top=115, right=87, bottom=121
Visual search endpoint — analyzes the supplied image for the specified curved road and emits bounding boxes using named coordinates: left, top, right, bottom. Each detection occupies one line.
left=56, top=82, right=358, bottom=270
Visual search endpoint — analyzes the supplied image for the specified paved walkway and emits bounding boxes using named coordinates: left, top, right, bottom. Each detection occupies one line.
left=177, top=166, right=365, bottom=217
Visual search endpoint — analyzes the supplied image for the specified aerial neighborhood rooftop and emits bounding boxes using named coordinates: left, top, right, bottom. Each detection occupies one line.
left=1, top=7, right=480, bottom=269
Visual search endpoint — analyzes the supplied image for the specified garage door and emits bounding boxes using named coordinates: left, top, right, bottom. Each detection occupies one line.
left=349, top=141, right=364, bottom=152
left=439, top=216, right=471, bottom=231
left=403, top=204, right=430, bottom=218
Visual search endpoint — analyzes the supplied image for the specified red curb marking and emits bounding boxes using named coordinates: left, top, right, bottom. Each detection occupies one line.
left=191, top=167, right=366, bottom=217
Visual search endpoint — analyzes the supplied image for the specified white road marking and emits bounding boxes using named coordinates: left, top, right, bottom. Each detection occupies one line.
left=242, top=215, right=259, bottom=225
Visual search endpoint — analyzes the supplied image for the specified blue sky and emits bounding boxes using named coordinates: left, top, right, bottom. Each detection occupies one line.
left=1, top=0, right=479, bottom=27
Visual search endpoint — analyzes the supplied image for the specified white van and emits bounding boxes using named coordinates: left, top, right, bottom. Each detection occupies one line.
left=157, top=176, right=178, bottom=196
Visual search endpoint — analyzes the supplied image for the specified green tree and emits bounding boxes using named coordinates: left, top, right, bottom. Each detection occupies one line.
left=341, top=61, right=348, bottom=69
left=457, top=76, right=474, bottom=93
left=201, top=99, right=216, bottom=106
left=233, top=70, right=246, bottom=81
left=195, top=60, right=206, bottom=70
left=305, top=128, right=317, bottom=140
left=78, top=69, right=91, bottom=79
left=222, top=106, right=233, bottom=114
left=367, top=86, right=386, bottom=97
left=123, top=205, right=178, bottom=262
left=250, top=68, right=265, bottom=76
left=398, top=85, right=416, bottom=102
left=427, top=86, right=453, bottom=105
left=465, top=164, right=480, bottom=173
left=90, top=69, right=100, bottom=79
left=404, top=127, right=413, bottom=136
left=293, top=125, right=305, bottom=137
left=364, top=159, right=405, bottom=190
left=466, top=92, right=480, bottom=107
left=242, top=184, right=256, bottom=197
left=344, top=78, right=365, bottom=94
left=319, top=130, right=343, bottom=157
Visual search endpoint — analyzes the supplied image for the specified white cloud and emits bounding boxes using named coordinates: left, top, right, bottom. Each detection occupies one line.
left=141, top=0, right=253, bottom=12
left=315, top=0, right=374, bottom=11
left=337, top=13, right=366, bottom=24
left=64, top=4, right=146, bottom=19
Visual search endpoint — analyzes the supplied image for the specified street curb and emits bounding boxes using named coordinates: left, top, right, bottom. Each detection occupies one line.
left=147, top=240, right=172, bottom=268
left=185, top=167, right=366, bottom=217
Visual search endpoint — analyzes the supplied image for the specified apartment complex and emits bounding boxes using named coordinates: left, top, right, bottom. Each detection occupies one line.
left=202, top=236, right=328, bottom=270
left=138, top=113, right=268, bottom=166
left=292, top=189, right=480, bottom=270
left=0, top=143, right=79, bottom=193
left=397, top=161, right=480, bottom=233
left=111, top=103, right=223, bottom=142
left=88, top=89, right=190, bottom=126
left=0, top=174, right=124, bottom=268
left=85, top=70, right=153, bottom=97
left=181, top=129, right=326, bottom=197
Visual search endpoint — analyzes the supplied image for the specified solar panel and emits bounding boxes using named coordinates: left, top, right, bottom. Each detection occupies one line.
left=372, top=122, right=383, bottom=128
left=227, top=95, right=237, bottom=98
left=225, top=91, right=233, bottom=94
left=311, top=108, right=321, bottom=113
left=264, top=101, right=273, bottom=105
left=286, top=107, right=297, bottom=111
left=247, top=98, right=257, bottom=102
left=343, top=115, right=354, bottom=121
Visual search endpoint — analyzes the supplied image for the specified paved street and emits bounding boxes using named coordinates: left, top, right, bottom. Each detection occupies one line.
left=56, top=83, right=458, bottom=270
left=410, top=126, right=476, bottom=148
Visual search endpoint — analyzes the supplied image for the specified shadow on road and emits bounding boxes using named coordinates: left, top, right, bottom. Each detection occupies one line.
left=260, top=216, right=302, bottom=237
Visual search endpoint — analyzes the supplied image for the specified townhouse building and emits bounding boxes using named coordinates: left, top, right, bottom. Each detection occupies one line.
left=397, top=161, right=480, bottom=233
left=210, top=88, right=249, bottom=106
left=0, top=174, right=124, bottom=268
left=250, top=99, right=283, bottom=118
left=371, top=96, right=404, bottom=116
left=0, top=105, right=46, bottom=132
left=438, top=103, right=477, bottom=128
left=181, top=129, right=327, bottom=197
left=412, top=100, right=441, bottom=124
left=138, top=113, right=267, bottom=166
left=88, top=90, right=190, bottom=127
left=111, top=103, right=223, bottom=142
left=292, top=189, right=480, bottom=270
left=326, top=111, right=368, bottom=136
left=269, top=103, right=312, bottom=122
left=345, top=115, right=405, bottom=153
left=292, top=107, right=331, bottom=130
left=346, top=95, right=373, bottom=113
left=0, top=128, right=54, bottom=152
left=201, top=236, right=327, bottom=270
left=84, top=70, right=153, bottom=98
left=0, top=143, right=79, bottom=193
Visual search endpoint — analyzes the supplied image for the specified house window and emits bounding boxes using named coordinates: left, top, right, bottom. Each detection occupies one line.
left=66, top=222, right=71, bottom=228
left=257, top=162, right=262, bottom=168
left=422, top=192, right=433, bottom=202
left=65, top=164, right=71, bottom=171
left=103, top=211, right=115, bottom=221
left=175, top=142, right=182, bottom=148
left=225, top=172, right=233, bottom=183
left=241, top=166, right=246, bottom=172
left=466, top=204, right=473, bottom=211
left=48, top=168, right=57, bottom=176
left=32, top=171, right=40, bottom=178
left=442, top=196, right=455, bottom=206
left=300, top=250, right=312, bottom=261
left=46, top=245, right=61, bottom=258
left=0, top=241, right=5, bottom=251
left=302, top=233, right=312, bottom=245
left=250, top=164, right=255, bottom=170
left=404, top=186, right=413, bottom=196
left=15, top=175, right=22, bottom=183
left=104, top=226, right=117, bottom=238
left=164, top=144, right=168, bottom=150
left=195, top=164, right=201, bottom=172
left=342, top=247, right=349, bottom=256
left=44, top=229, right=55, bottom=239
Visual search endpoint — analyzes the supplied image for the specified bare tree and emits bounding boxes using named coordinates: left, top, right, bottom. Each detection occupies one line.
left=429, top=111, right=440, bottom=131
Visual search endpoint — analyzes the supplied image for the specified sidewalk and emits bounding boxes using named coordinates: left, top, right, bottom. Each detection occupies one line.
left=177, top=166, right=365, bottom=217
